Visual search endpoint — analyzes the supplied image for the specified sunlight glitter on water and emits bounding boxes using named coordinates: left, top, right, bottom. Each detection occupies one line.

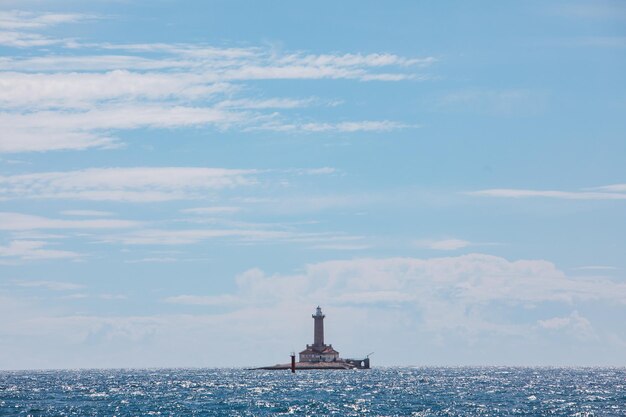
left=0, top=367, right=624, bottom=416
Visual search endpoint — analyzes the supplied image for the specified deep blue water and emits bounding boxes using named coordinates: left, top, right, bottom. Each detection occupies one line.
left=0, top=367, right=624, bottom=416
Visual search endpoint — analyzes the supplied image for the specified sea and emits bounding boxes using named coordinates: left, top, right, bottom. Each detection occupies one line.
left=0, top=367, right=624, bottom=416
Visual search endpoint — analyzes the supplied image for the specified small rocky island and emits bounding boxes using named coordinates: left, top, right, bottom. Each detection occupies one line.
left=255, top=306, right=370, bottom=370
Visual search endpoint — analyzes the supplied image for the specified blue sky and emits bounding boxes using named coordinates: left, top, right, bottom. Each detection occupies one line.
left=1, top=0, right=625, bottom=369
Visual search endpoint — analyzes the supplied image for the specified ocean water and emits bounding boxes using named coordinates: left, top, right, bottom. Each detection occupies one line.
left=0, top=367, right=624, bottom=416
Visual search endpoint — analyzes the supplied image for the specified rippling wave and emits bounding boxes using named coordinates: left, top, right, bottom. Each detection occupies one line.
left=1, top=367, right=624, bottom=416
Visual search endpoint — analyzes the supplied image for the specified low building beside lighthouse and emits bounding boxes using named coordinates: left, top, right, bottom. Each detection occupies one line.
left=255, top=306, right=370, bottom=370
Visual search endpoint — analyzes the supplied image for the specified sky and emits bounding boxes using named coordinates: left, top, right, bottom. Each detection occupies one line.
left=1, top=0, right=625, bottom=369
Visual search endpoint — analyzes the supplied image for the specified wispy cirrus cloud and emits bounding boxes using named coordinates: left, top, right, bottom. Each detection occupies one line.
left=1, top=11, right=432, bottom=153
left=0, top=166, right=340, bottom=203
left=465, top=186, right=626, bottom=200
left=124, top=257, right=180, bottom=264
left=0, top=212, right=139, bottom=231
left=0, top=10, right=87, bottom=30
left=0, top=71, right=235, bottom=109
left=0, top=10, right=90, bottom=48
left=0, top=30, right=59, bottom=48
left=252, top=120, right=413, bottom=133
left=277, top=52, right=433, bottom=68
left=0, top=167, right=258, bottom=202
left=0, top=240, right=80, bottom=261
left=0, top=55, right=197, bottom=71
left=61, top=210, right=114, bottom=217
left=164, top=294, right=240, bottom=306
left=414, top=238, right=472, bottom=251
left=0, top=50, right=433, bottom=78
left=311, top=242, right=372, bottom=251
left=215, top=97, right=314, bottom=110
left=593, top=184, right=626, bottom=192
left=1, top=105, right=246, bottom=153
left=105, top=228, right=292, bottom=245
left=13, top=280, right=84, bottom=291
left=102, top=228, right=363, bottom=247
left=2, top=105, right=407, bottom=152
left=573, top=265, right=618, bottom=271
left=180, top=206, right=241, bottom=215
left=467, top=185, right=626, bottom=200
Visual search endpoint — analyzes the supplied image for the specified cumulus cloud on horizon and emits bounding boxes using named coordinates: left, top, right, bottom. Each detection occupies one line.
left=3, top=253, right=624, bottom=368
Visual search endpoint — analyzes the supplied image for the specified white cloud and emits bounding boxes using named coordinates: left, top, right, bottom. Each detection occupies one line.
left=255, top=120, right=413, bottom=133
left=538, top=311, right=595, bottom=339
left=102, top=42, right=259, bottom=56
left=312, top=243, right=371, bottom=251
left=0, top=11, right=87, bottom=30
left=277, top=53, right=434, bottom=68
left=573, top=265, right=617, bottom=271
left=220, top=63, right=410, bottom=82
left=334, top=290, right=416, bottom=304
left=0, top=212, right=139, bottom=230
left=186, top=254, right=626, bottom=326
left=180, top=206, right=241, bottom=215
left=14, top=280, right=84, bottom=291
left=0, top=30, right=58, bottom=47
left=2, top=252, right=625, bottom=367
left=0, top=11, right=90, bottom=48
left=104, top=228, right=314, bottom=245
left=593, top=183, right=626, bottom=192
left=9, top=231, right=66, bottom=240
left=124, top=257, right=180, bottom=264
left=95, top=219, right=363, bottom=247
left=1, top=22, right=428, bottom=152
left=415, top=238, right=472, bottom=251
left=301, top=167, right=336, bottom=175
left=100, top=253, right=623, bottom=367
left=1, top=105, right=246, bottom=153
left=213, top=52, right=432, bottom=82
left=216, top=98, right=313, bottom=109
left=0, top=55, right=196, bottom=71
left=468, top=188, right=626, bottom=200
left=0, top=308, right=314, bottom=368
left=61, top=210, right=114, bottom=217
left=0, top=48, right=434, bottom=79
left=0, top=128, right=118, bottom=153
left=233, top=191, right=393, bottom=214
left=0, top=167, right=257, bottom=202
left=1, top=107, right=412, bottom=152
left=0, top=240, right=80, bottom=260
left=164, top=294, right=240, bottom=306
left=0, top=71, right=234, bottom=109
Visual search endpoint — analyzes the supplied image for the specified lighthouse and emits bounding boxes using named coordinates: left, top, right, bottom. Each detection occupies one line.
left=313, top=306, right=325, bottom=346
left=255, top=306, right=371, bottom=369
left=298, top=306, right=339, bottom=362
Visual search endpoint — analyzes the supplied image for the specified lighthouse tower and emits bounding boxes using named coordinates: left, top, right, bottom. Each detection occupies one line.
left=313, top=306, right=325, bottom=346
left=299, top=306, right=339, bottom=362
